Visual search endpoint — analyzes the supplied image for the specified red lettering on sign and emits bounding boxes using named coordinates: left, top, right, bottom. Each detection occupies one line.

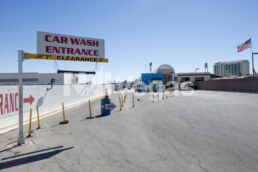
left=67, top=48, right=74, bottom=54
left=88, top=50, right=93, bottom=56
left=44, top=46, right=99, bottom=57
left=4, top=94, right=9, bottom=114
left=81, top=49, right=88, bottom=55
left=53, top=46, right=60, bottom=53
left=80, top=39, right=86, bottom=45
left=10, top=93, right=15, bottom=113
left=61, top=37, right=68, bottom=44
left=45, top=35, right=51, bottom=42
left=70, top=38, right=80, bottom=45
left=74, top=49, right=82, bottom=55
left=15, top=93, right=18, bottom=111
left=60, top=47, right=66, bottom=54
left=52, top=36, right=60, bottom=43
left=0, top=92, right=20, bottom=115
left=87, top=40, right=92, bottom=46
left=94, top=50, right=99, bottom=56
left=46, top=46, right=53, bottom=53
left=0, top=94, right=3, bottom=115
left=92, top=41, right=99, bottom=47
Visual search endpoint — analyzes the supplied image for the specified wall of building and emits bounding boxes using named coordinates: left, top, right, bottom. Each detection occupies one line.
left=214, top=60, right=250, bottom=77
left=141, top=73, right=164, bottom=85
left=0, top=73, right=78, bottom=85
left=178, top=74, right=211, bottom=82
left=243, top=62, right=250, bottom=75
left=196, top=78, right=258, bottom=92
left=0, top=84, right=113, bottom=133
left=37, top=73, right=65, bottom=84
left=0, top=73, right=38, bottom=85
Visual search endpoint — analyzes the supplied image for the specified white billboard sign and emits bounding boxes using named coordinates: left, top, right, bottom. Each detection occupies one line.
left=37, top=31, right=105, bottom=58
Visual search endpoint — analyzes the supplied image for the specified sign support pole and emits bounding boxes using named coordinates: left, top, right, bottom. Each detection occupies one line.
left=18, top=50, right=25, bottom=145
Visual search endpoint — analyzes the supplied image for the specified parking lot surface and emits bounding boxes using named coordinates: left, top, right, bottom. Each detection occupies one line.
left=0, top=91, right=258, bottom=172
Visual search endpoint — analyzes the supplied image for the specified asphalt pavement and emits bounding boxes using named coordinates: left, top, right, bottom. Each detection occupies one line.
left=0, top=90, right=258, bottom=172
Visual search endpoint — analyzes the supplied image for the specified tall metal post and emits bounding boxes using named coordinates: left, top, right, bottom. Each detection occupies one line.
left=252, top=53, right=254, bottom=77
left=18, top=50, right=25, bottom=145
left=252, top=52, right=258, bottom=77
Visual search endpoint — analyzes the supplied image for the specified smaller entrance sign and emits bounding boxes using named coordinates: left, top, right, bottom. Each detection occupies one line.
left=105, top=102, right=116, bottom=110
left=24, top=54, right=108, bottom=63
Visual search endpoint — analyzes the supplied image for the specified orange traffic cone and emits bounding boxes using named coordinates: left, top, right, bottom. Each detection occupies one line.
left=104, top=88, right=109, bottom=100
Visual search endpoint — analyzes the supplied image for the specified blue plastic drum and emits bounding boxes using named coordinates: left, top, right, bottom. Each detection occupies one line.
left=101, top=99, right=111, bottom=115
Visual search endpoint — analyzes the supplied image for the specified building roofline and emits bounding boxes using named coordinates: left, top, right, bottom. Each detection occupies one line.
left=0, top=72, right=38, bottom=75
left=176, top=72, right=220, bottom=77
left=177, top=72, right=211, bottom=75
left=214, top=60, right=249, bottom=65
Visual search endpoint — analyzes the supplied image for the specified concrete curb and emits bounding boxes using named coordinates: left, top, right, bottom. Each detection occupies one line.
left=0, top=94, right=108, bottom=135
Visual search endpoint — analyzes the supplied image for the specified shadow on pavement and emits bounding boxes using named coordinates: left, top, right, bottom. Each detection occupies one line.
left=0, top=146, right=73, bottom=170
left=1, top=146, right=64, bottom=161
left=0, top=142, right=17, bottom=154
left=94, top=114, right=110, bottom=119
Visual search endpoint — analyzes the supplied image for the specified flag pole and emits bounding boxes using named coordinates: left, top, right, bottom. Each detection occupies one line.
left=251, top=37, right=255, bottom=77
left=252, top=52, right=254, bottom=77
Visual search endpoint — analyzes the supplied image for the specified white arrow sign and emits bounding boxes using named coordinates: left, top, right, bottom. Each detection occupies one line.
left=105, top=102, right=116, bottom=110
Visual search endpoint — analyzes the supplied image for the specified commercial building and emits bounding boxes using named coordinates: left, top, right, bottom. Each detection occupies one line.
left=134, top=64, right=175, bottom=91
left=177, top=72, right=220, bottom=82
left=156, top=64, right=175, bottom=85
left=214, top=60, right=249, bottom=77
left=140, top=73, right=164, bottom=92
left=141, top=73, right=164, bottom=85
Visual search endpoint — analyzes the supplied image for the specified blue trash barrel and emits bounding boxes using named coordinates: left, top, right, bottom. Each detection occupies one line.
left=101, top=99, right=111, bottom=115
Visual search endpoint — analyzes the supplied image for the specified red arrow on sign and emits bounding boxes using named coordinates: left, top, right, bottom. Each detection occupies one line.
left=23, top=95, right=35, bottom=105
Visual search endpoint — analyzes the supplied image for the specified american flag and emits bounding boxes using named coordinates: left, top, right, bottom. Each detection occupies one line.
left=237, top=39, right=252, bottom=52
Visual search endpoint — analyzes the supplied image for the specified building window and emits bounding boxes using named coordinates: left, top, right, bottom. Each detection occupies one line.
left=234, top=64, right=237, bottom=75
left=182, top=77, right=190, bottom=82
left=195, top=77, right=204, bottom=81
left=221, top=64, right=223, bottom=76
left=238, top=63, right=241, bottom=75
left=225, top=65, right=228, bottom=76
left=223, top=65, right=226, bottom=76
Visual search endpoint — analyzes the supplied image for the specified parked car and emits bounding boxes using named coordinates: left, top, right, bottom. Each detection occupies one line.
left=180, top=81, right=196, bottom=91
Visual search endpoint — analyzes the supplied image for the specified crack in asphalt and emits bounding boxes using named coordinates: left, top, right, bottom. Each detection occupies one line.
left=156, top=127, right=209, bottom=172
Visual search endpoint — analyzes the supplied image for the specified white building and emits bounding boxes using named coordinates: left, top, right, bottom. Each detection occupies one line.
left=0, top=73, right=78, bottom=85
left=214, top=60, right=249, bottom=77
left=177, top=72, right=219, bottom=82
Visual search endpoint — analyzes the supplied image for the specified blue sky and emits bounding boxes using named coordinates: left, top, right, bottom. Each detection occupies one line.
left=0, top=0, right=257, bottom=81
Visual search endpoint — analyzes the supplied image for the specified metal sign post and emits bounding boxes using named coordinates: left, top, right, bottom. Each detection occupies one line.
left=18, top=50, right=25, bottom=145
left=15, top=31, right=108, bottom=145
